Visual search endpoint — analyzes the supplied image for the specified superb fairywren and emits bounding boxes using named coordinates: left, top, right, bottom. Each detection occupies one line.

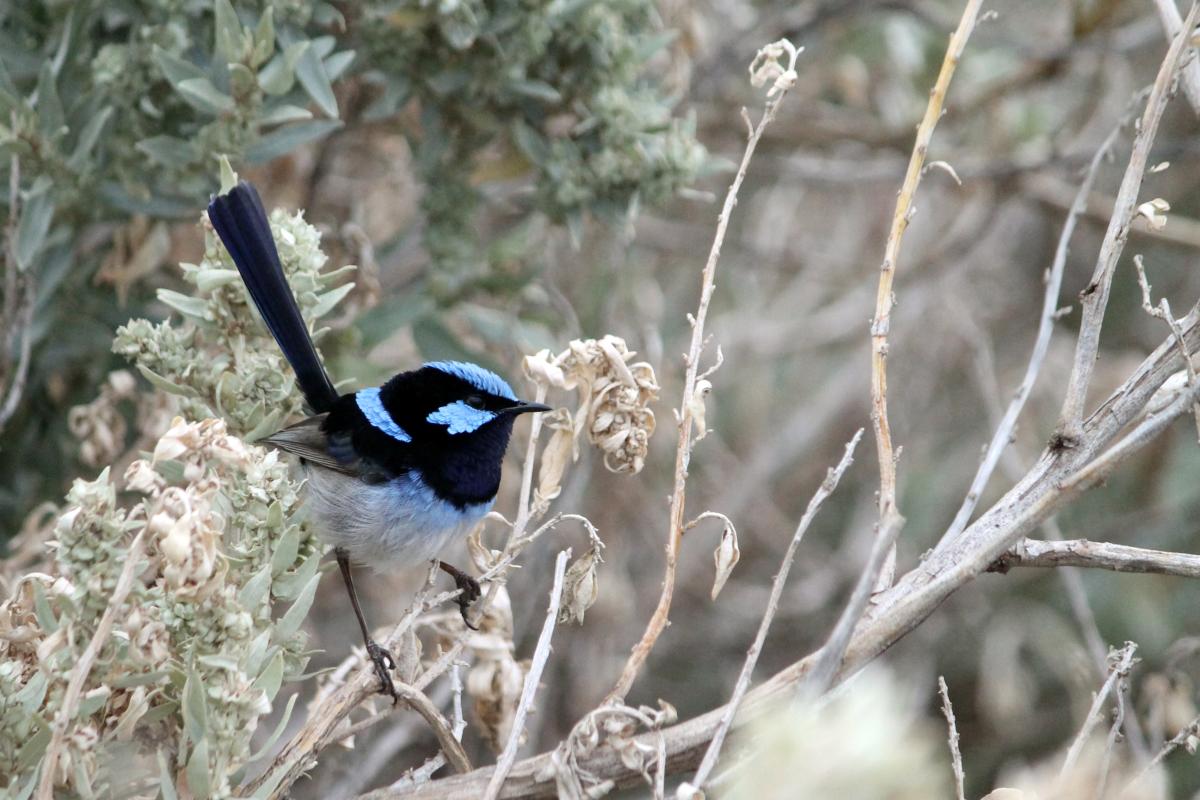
left=207, top=181, right=549, bottom=700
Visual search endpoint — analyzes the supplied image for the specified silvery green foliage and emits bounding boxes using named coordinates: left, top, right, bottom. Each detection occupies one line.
left=0, top=193, right=346, bottom=796
left=113, top=203, right=352, bottom=440
left=0, top=418, right=318, bottom=798
left=355, top=0, right=707, bottom=279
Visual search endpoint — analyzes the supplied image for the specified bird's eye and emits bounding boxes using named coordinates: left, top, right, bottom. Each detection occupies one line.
left=465, top=395, right=485, bottom=410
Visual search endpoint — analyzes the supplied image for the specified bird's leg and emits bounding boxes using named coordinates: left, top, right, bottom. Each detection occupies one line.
left=336, top=548, right=398, bottom=703
left=438, top=561, right=482, bottom=630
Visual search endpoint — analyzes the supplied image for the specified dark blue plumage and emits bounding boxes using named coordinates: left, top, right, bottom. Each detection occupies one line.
left=207, top=182, right=339, bottom=413
left=205, top=180, right=549, bottom=699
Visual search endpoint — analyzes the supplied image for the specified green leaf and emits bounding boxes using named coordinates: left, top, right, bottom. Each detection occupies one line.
left=15, top=188, right=54, bottom=271
left=252, top=7, right=276, bottom=67
left=294, top=41, right=337, bottom=118
left=213, top=0, right=244, bottom=63
left=194, top=268, right=242, bottom=293
left=219, top=154, right=239, bottom=193
left=323, top=50, right=355, bottom=81
left=247, top=693, right=298, bottom=762
left=31, top=581, right=57, bottom=632
left=136, top=136, right=196, bottom=166
left=509, top=79, right=562, bottom=103
left=67, top=106, right=113, bottom=170
left=158, top=288, right=210, bottom=320
left=14, top=670, right=48, bottom=715
left=270, top=524, right=300, bottom=576
left=272, top=547, right=324, bottom=601
left=77, top=686, right=110, bottom=718
left=356, top=292, right=433, bottom=349
left=245, top=629, right=273, bottom=677
left=245, top=120, right=341, bottom=164
left=35, top=62, right=64, bottom=140
left=186, top=736, right=211, bottom=800
left=275, top=572, right=319, bottom=638
left=16, top=724, right=50, bottom=772
left=310, top=282, right=354, bottom=318
left=243, top=406, right=283, bottom=442
left=136, top=365, right=200, bottom=398
left=511, top=120, right=549, bottom=167
left=153, top=46, right=207, bottom=89
left=252, top=651, right=284, bottom=701
left=175, top=77, right=235, bottom=114
left=181, top=666, right=208, bottom=744
left=239, top=564, right=272, bottom=610
left=197, top=654, right=240, bottom=671
left=158, top=749, right=180, bottom=800
left=111, top=670, right=172, bottom=688
left=259, top=104, right=313, bottom=126
left=258, top=41, right=307, bottom=96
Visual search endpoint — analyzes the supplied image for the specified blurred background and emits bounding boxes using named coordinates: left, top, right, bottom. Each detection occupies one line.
left=2, top=0, right=1200, bottom=796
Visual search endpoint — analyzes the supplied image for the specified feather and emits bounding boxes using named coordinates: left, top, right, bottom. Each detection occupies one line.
left=207, top=182, right=339, bottom=413
left=259, top=415, right=356, bottom=475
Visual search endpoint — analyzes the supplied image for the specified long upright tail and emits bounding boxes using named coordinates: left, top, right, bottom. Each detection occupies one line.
left=207, top=181, right=339, bottom=413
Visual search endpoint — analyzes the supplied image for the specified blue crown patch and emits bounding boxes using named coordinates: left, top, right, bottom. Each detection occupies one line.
left=426, top=361, right=517, bottom=401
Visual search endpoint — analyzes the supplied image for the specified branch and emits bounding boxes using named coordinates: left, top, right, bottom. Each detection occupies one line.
left=688, top=430, right=862, bottom=791
left=939, top=100, right=1132, bottom=547
left=868, top=0, right=984, bottom=562
left=1151, top=0, right=1200, bottom=115
left=938, top=676, right=966, bottom=800
left=1055, top=2, right=1200, bottom=442
left=1058, top=643, right=1137, bottom=783
left=605, top=38, right=801, bottom=704
left=991, top=538, right=1200, bottom=579
left=482, top=549, right=570, bottom=800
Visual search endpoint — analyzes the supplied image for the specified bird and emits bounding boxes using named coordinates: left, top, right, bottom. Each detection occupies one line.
left=206, top=181, right=549, bottom=701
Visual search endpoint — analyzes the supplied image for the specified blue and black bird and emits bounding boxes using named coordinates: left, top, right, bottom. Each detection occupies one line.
left=207, top=181, right=549, bottom=700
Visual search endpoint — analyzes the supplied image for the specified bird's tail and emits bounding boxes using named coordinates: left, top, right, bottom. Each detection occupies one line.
left=207, top=181, right=339, bottom=413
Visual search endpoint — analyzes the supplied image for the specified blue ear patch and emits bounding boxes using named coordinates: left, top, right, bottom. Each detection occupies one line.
left=356, top=388, right=412, bottom=442
left=427, top=400, right=497, bottom=434
left=426, top=361, right=517, bottom=401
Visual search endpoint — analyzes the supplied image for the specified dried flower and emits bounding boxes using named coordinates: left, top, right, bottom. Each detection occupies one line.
left=524, top=335, right=659, bottom=478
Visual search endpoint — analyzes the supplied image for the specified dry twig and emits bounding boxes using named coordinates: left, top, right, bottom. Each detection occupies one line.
left=992, top=538, right=1200, bottom=579
left=940, top=106, right=1133, bottom=546
left=1055, top=2, right=1200, bottom=443
left=482, top=549, right=570, bottom=800
left=688, top=430, right=862, bottom=790
left=938, top=676, right=966, bottom=800
left=1059, top=643, right=1137, bottom=783
left=606, top=38, right=801, bottom=703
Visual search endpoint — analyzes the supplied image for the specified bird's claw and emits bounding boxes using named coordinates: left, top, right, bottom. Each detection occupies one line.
left=453, top=573, right=482, bottom=631
left=366, top=640, right=399, bottom=704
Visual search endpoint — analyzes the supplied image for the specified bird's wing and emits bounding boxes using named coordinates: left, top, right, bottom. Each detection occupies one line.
left=259, top=415, right=358, bottom=476
left=260, top=413, right=398, bottom=484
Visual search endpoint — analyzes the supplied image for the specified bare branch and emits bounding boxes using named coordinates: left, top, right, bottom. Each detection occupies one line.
left=869, top=0, right=985, bottom=577
left=1055, top=2, right=1200, bottom=442
left=690, top=430, right=863, bottom=790
left=938, top=676, right=966, bottom=800
left=1059, top=643, right=1137, bottom=783
left=939, top=104, right=1131, bottom=547
left=992, top=538, right=1200, bottom=579
left=483, top=549, right=570, bottom=800
left=606, top=38, right=801, bottom=704
left=805, top=508, right=904, bottom=695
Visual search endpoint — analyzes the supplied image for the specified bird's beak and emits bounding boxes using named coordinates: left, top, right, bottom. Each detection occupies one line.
left=506, top=401, right=552, bottom=415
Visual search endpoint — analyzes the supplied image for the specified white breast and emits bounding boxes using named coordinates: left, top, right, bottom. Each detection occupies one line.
left=304, top=468, right=492, bottom=567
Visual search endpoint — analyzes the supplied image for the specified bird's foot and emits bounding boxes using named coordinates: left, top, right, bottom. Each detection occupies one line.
left=439, top=561, right=482, bottom=630
left=366, top=639, right=399, bottom=704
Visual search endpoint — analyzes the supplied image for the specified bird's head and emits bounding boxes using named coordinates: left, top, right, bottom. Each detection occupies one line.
left=378, top=360, right=549, bottom=441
